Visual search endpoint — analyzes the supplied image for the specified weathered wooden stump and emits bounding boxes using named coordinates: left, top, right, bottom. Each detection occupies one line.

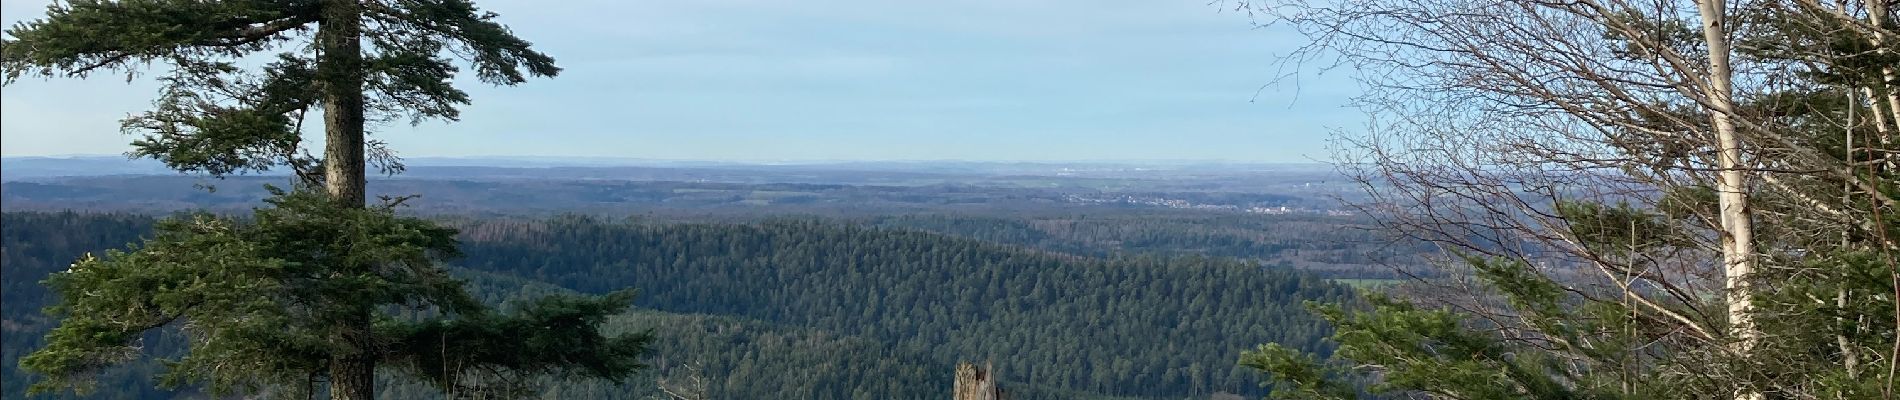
left=953, top=362, right=1003, bottom=400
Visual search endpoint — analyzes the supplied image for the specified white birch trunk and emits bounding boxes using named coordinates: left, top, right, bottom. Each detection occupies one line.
left=1869, top=0, right=1900, bottom=155
left=1692, top=2, right=1759, bottom=398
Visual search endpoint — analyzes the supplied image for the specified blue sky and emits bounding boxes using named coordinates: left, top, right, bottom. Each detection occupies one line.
left=1, top=0, right=1359, bottom=162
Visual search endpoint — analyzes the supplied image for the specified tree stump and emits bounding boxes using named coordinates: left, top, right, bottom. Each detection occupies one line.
left=953, top=362, right=1003, bottom=400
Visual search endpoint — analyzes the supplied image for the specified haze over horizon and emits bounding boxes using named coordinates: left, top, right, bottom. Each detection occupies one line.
left=0, top=0, right=1359, bottom=163
left=1, top=153, right=1332, bottom=165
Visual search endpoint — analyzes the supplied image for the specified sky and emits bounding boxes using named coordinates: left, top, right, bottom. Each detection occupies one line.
left=0, top=0, right=1360, bottom=162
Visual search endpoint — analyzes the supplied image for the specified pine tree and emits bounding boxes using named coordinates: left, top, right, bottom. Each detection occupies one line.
left=1, top=1, right=647, bottom=399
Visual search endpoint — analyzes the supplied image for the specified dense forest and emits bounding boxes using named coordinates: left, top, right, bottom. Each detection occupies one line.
left=1, top=174, right=1413, bottom=281
left=2, top=211, right=1358, bottom=399
left=854, top=213, right=1420, bottom=278
left=4, top=0, right=1894, bottom=396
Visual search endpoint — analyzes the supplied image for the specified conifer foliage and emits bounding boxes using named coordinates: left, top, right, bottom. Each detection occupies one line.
left=20, top=190, right=650, bottom=398
left=1, top=1, right=647, bottom=399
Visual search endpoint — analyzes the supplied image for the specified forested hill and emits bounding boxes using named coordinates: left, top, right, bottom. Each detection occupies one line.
left=4, top=212, right=1356, bottom=399
left=850, top=213, right=1413, bottom=278
left=454, top=217, right=1356, bottom=398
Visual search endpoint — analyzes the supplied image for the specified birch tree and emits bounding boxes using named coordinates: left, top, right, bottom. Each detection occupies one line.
left=1234, top=0, right=1899, bottom=397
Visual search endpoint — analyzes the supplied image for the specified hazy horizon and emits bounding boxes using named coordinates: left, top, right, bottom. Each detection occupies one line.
left=0, top=153, right=1332, bottom=166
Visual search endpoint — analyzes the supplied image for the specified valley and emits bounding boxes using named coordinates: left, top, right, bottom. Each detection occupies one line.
left=0, top=159, right=1408, bottom=399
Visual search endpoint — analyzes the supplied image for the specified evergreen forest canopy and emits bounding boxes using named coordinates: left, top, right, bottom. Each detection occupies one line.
left=7, top=0, right=1896, bottom=398
left=1, top=211, right=1363, bottom=399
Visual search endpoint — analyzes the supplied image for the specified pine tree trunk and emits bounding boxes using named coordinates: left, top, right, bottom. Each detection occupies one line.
left=318, top=0, right=372, bottom=399
left=1693, top=2, right=1759, bottom=399
left=320, top=0, right=366, bottom=209
left=329, top=312, right=377, bottom=400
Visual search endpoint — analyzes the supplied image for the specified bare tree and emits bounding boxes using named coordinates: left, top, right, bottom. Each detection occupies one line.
left=655, top=362, right=711, bottom=400
left=1233, top=0, right=1898, bottom=397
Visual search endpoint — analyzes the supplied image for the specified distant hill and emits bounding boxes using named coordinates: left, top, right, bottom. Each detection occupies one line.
left=2, top=156, right=1339, bottom=186
left=0, top=156, right=179, bottom=180
left=0, top=175, right=1341, bottom=216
